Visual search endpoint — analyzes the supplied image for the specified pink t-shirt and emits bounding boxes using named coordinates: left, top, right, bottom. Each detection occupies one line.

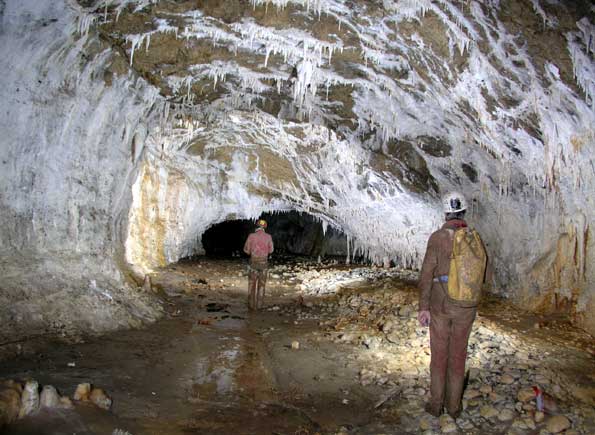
left=243, top=230, right=274, bottom=259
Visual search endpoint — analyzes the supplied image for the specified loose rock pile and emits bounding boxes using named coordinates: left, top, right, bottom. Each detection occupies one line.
left=271, top=265, right=595, bottom=434
left=0, top=378, right=112, bottom=429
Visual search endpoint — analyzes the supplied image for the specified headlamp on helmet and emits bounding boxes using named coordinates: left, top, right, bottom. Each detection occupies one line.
left=442, top=192, right=467, bottom=213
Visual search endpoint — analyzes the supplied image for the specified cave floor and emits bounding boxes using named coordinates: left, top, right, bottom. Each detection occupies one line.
left=1, top=258, right=594, bottom=435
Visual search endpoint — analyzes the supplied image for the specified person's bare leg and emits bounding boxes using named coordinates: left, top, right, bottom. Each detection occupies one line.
left=248, top=270, right=258, bottom=310
left=257, top=270, right=267, bottom=309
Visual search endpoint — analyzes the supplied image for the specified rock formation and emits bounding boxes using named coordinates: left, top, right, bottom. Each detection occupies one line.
left=0, top=0, right=593, bottom=339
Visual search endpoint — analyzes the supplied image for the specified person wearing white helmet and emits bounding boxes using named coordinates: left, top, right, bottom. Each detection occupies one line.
left=417, top=192, right=478, bottom=419
left=243, top=219, right=274, bottom=310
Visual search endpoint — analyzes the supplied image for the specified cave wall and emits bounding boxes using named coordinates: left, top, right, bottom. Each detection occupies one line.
left=0, top=0, right=594, bottom=337
left=0, top=0, right=162, bottom=339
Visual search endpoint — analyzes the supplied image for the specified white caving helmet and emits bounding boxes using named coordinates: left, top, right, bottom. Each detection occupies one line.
left=442, top=192, right=467, bottom=213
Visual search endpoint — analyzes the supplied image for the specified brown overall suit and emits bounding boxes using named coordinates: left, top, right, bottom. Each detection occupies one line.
left=243, top=229, right=274, bottom=310
left=418, top=219, right=476, bottom=417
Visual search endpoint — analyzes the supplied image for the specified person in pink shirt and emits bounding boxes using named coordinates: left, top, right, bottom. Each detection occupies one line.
left=243, top=219, right=274, bottom=310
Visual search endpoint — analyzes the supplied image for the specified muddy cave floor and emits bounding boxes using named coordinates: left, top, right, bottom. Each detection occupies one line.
left=1, top=258, right=594, bottom=435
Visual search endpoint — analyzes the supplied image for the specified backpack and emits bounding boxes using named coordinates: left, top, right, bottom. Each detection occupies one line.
left=446, top=227, right=487, bottom=307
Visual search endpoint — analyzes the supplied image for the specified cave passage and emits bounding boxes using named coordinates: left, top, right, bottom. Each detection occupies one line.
left=201, top=211, right=348, bottom=258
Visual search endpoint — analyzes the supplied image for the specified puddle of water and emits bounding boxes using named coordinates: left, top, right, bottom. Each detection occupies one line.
left=192, top=343, right=241, bottom=398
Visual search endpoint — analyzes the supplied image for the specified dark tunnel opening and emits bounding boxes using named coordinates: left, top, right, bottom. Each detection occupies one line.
left=201, top=211, right=348, bottom=258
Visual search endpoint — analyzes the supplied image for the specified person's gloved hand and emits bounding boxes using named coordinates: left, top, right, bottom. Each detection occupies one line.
left=417, top=310, right=431, bottom=327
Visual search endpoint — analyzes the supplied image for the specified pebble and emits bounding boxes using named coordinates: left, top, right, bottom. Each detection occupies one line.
left=498, top=408, right=515, bottom=421
left=419, top=417, right=432, bottom=431
left=524, top=418, right=536, bottom=430
left=480, top=405, right=498, bottom=418
left=511, top=419, right=527, bottom=429
left=291, top=341, right=300, bottom=350
left=463, top=389, right=481, bottom=399
left=439, top=415, right=457, bottom=433
left=500, top=374, right=515, bottom=384
left=273, top=263, right=594, bottom=435
left=545, top=415, right=571, bottom=433
left=517, top=387, right=535, bottom=402
left=479, top=385, right=492, bottom=394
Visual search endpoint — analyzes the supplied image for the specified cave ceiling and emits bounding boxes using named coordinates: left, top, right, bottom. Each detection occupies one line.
left=80, top=0, right=594, bottom=207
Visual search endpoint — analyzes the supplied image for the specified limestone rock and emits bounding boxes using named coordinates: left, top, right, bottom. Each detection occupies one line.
left=439, top=415, right=457, bottom=433
left=143, top=274, right=152, bottom=292
left=500, top=374, right=515, bottom=385
left=74, top=383, right=91, bottom=401
left=0, top=382, right=22, bottom=426
left=523, top=418, right=536, bottom=430
left=90, top=388, right=112, bottom=410
left=517, top=387, right=535, bottom=403
left=511, top=418, right=527, bottom=429
left=291, top=341, right=300, bottom=350
left=18, top=380, right=39, bottom=419
left=463, top=389, right=481, bottom=399
left=479, top=385, right=492, bottom=394
left=40, top=385, right=60, bottom=408
left=545, top=415, right=571, bottom=434
left=59, top=396, right=74, bottom=409
left=535, top=411, right=545, bottom=423
left=498, top=408, right=515, bottom=421
left=480, top=406, right=498, bottom=419
left=419, top=417, right=432, bottom=431
left=2, top=380, right=22, bottom=395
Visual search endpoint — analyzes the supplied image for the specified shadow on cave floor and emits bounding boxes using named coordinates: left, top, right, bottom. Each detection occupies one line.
left=1, top=258, right=594, bottom=435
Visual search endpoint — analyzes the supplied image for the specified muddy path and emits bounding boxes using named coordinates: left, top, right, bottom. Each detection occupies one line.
left=1, top=258, right=594, bottom=435
left=0, top=259, right=383, bottom=435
